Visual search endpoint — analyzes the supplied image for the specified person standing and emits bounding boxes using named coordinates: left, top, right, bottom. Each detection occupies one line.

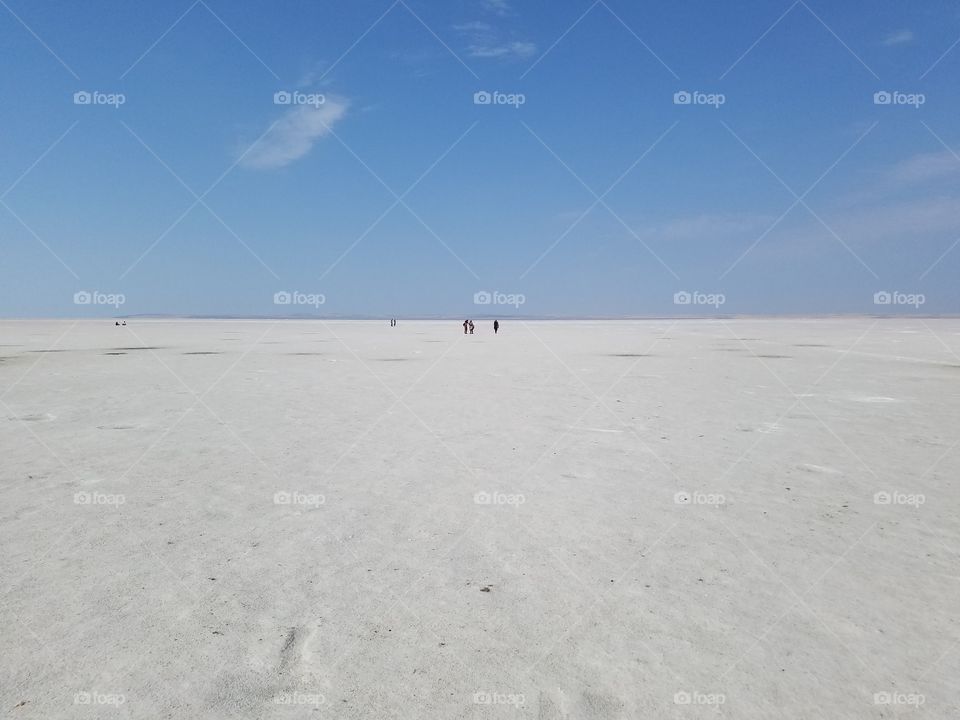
left=493, top=320, right=499, bottom=334
left=468, top=320, right=475, bottom=335
left=463, top=319, right=468, bottom=335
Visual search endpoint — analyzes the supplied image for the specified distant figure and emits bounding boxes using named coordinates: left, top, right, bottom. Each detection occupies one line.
left=121, top=321, right=126, bottom=326
left=115, top=321, right=120, bottom=326
left=493, top=320, right=499, bottom=334
left=463, top=319, right=468, bottom=335
left=468, top=320, right=475, bottom=335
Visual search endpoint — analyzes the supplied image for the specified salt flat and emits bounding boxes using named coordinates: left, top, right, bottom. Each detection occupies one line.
left=1, top=318, right=958, bottom=719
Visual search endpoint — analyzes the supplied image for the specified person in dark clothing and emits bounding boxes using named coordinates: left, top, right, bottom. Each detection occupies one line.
left=468, top=320, right=475, bottom=335
left=493, top=320, right=499, bottom=334
left=463, top=320, right=468, bottom=334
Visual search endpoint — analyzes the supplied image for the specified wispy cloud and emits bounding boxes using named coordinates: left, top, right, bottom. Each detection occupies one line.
left=883, top=150, right=960, bottom=187
left=881, top=29, right=914, bottom=46
left=482, top=0, right=512, bottom=16
left=297, top=61, right=338, bottom=89
left=845, top=150, right=960, bottom=204
left=838, top=194, right=960, bottom=241
left=650, top=212, right=776, bottom=242
left=241, top=97, right=349, bottom=169
left=553, top=209, right=775, bottom=251
left=776, top=194, right=960, bottom=266
left=454, top=0, right=534, bottom=60
left=469, top=40, right=536, bottom=59
left=454, top=18, right=536, bottom=60
left=453, top=21, right=492, bottom=33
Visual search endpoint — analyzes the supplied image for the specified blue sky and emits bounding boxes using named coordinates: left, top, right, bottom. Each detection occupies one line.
left=2, top=0, right=960, bottom=317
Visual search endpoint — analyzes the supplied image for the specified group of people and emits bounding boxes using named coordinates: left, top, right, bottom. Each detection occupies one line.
left=462, top=319, right=499, bottom=335
left=388, top=318, right=500, bottom=334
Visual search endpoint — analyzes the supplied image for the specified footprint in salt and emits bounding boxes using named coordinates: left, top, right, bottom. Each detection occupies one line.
left=14, top=412, right=56, bottom=422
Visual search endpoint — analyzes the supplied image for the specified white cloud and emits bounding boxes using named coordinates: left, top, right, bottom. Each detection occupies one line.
left=753, top=194, right=960, bottom=269
left=795, top=155, right=960, bottom=245
left=884, top=150, right=960, bottom=187
left=831, top=194, right=960, bottom=241
left=453, top=21, right=492, bottom=32
left=468, top=40, right=536, bottom=59
left=297, top=62, right=337, bottom=89
left=241, top=97, right=348, bottom=170
left=651, top=212, right=776, bottom=242
left=844, top=150, right=960, bottom=204
left=882, top=29, right=914, bottom=46
left=482, top=0, right=511, bottom=16
left=455, top=5, right=535, bottom=60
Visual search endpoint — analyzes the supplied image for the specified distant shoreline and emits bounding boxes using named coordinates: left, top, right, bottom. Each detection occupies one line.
left=3, top=314, right=958, bottom=321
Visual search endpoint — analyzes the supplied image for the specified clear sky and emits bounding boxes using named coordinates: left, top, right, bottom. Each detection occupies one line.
left=2, top=0, right=960, bottom=317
